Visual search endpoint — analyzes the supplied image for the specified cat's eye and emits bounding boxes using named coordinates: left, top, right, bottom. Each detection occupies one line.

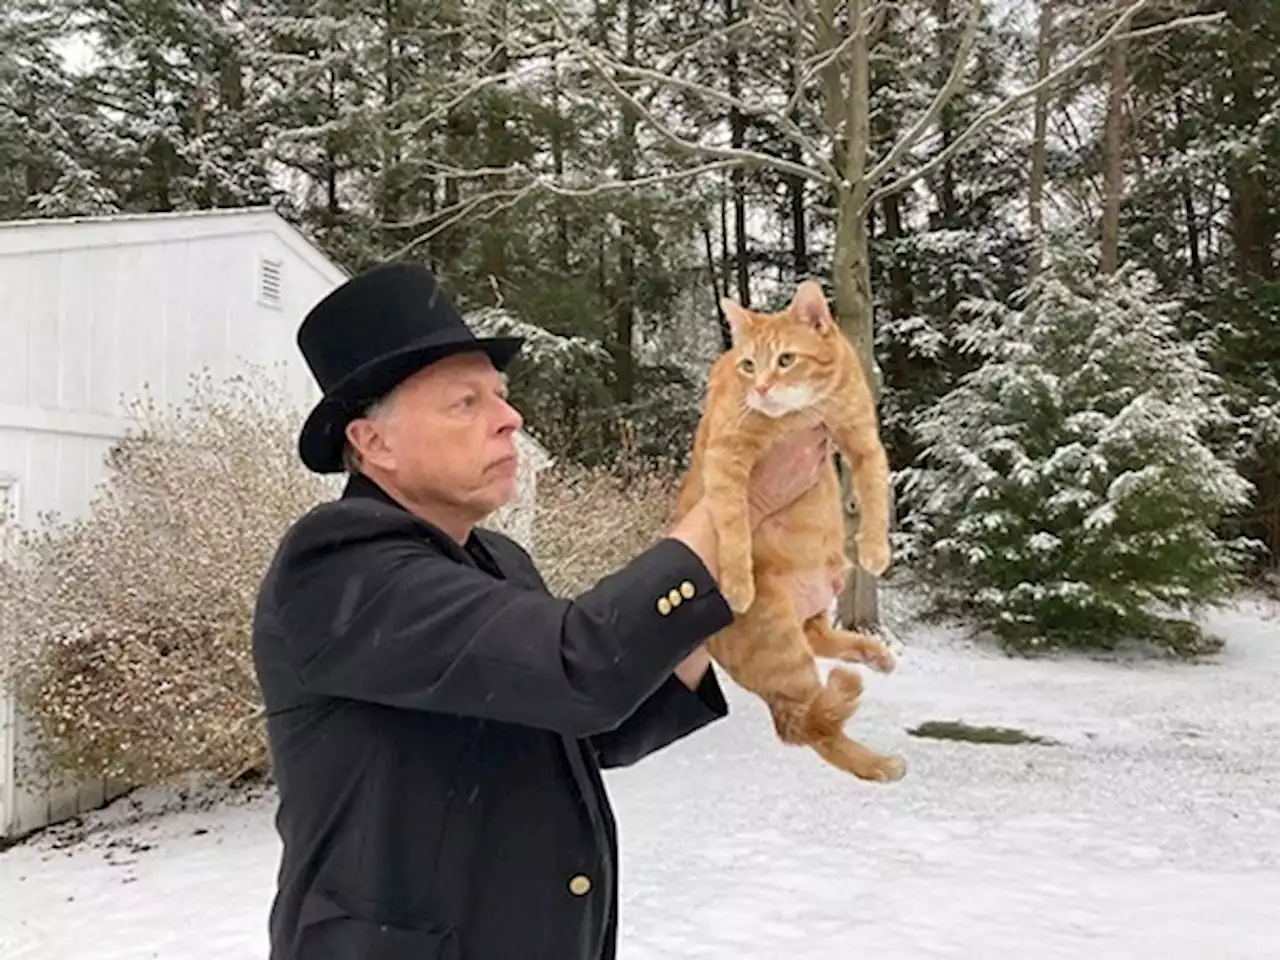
left=777, top=352, right=796, bottom=368
left=738, top=358, right=755, bottom=374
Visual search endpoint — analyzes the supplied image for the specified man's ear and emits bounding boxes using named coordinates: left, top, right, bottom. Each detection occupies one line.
left=720, top=296, right=754, bottom=346
left=345, top=416, right=391, bottom=471
left=789, top=280, right=835, bottom=334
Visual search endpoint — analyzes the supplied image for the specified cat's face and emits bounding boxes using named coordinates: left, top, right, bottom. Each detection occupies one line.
left=721, top=281, right=839, bottom=419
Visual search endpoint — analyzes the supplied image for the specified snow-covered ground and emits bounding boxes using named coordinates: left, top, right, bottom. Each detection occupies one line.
left=3, top=594, right=1278, bottom=959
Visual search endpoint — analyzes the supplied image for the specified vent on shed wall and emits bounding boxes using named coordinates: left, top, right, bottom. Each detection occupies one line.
left=257, top=257, right=284, bottom=309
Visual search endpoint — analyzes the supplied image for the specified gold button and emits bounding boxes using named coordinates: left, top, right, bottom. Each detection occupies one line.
left=569, top=874, right=592, bottom=896
left=667, top=589, right=682, bottom=607
left=657, top=597, right=672, bottom=615
left=680, top=580, right=696, bottom=599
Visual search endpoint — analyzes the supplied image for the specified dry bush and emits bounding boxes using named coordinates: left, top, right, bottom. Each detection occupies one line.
left=0, top=366, right=336, bottom=789
left=533, top=449, right=686, bottom=597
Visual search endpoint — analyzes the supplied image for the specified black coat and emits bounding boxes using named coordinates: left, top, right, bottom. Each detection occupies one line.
left=251, top=474, right=735, bottom=960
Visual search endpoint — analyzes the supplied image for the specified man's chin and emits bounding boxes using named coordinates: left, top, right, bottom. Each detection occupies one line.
left=475, top=478, right=519, bottom=518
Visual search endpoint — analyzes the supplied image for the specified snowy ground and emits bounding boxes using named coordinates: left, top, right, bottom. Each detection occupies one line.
left=3, top=594, right=1278, bottom=959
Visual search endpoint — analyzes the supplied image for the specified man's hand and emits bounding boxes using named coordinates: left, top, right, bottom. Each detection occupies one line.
left=747, top=425, right=831, bottom=526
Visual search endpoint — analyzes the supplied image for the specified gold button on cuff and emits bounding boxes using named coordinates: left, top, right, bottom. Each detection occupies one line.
left=679, top=580, right=696, bottom=599
left=657, top=597, right=672, bottom=616
left=569, top=874, right=592, bottom=896
left=667, top=589, right=682, bottom=607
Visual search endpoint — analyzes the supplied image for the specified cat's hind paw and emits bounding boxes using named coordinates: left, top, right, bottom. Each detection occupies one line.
left=871, top=755, right=908, bottom=782
left=859, top=637, right=897, bottom=674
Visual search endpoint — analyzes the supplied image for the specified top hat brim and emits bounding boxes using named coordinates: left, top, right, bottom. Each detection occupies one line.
left=298, top=333, right=524, bottom=474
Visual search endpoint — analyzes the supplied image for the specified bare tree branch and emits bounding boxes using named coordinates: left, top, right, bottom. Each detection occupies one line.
left=863, top=0, right=982, bottom=187
left=381, top=162, right=740, bottom=262
left=1115, top=11, right=1224, bottom=43
left=397, top=40, right=563, bottom=140
left=863, top=0, right=1221, bottom=213
left=584, top=55, right=840, bottom=181
left=567, top=38, right=831, bottom=185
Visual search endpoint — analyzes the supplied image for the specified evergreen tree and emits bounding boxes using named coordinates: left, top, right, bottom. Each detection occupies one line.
left=899, top=236, right=1256, bottom=655
left=0, top=0, right=117, bottom=216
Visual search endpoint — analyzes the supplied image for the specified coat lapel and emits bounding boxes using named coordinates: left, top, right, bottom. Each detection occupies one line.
left=341, top=475, right=612, bottom=847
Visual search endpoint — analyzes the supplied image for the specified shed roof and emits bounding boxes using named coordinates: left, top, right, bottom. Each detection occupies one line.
left=0, top=206, right=349, bottom=288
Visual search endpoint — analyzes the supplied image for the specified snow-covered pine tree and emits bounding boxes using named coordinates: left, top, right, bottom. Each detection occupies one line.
left=73, top=0, right=271, bottom=212
left=0, top=0, right=118, bottom=216
left=898, top=237, right=1258, bottom=656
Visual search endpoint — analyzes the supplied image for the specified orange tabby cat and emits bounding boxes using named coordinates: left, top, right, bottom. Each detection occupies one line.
left=673, top=280, right=905, bottom=782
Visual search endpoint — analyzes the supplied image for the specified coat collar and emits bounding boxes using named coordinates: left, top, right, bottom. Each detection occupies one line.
left=341, top=472, right=504, bottom=575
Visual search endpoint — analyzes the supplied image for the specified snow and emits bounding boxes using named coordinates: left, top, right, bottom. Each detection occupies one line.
left=3, top=593, right=1279, bottom=959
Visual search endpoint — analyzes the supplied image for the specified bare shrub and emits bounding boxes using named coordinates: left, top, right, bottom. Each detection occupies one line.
left=0, top=365, right=337, bottom=788
left=533, top=449, right=685, bottom=597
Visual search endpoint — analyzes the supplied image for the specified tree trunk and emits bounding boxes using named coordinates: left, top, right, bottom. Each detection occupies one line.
left=725, top=0, right=750, bottom=304
left=789, top=142, right=807, bottom=281
left=1173, top=94, right=1203, bottom=287
left=1100, top=29, right=1128, bottom=275
left=612, top=0, right=639, bottom=403
left=481, top=0, right=510, bottom=282
left=379, top=0, right=401, bottom=227
left=551, top=76, right=570, bottom=274
left=719, top=175, right=731, bottom=298
left=935, top=0, right=958, bottom=314
left=1225, top=2, right=1276, bottom=281
left=828, top=0, right=880, bottom=631
left=1028, top=0, right=1054, bottom=277
left=883, top=193, right=912, bottom=320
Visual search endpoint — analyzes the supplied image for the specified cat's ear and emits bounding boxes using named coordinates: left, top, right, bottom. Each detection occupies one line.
left=720, top=297, right=753, bottom=345
left=790, top=280, right=835, bottom=334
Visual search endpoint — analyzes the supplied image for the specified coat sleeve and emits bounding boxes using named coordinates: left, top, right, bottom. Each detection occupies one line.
left=268, top=502, right=735, bottom=739
left=479, top=532, right=732, bottom=768
left=588, top=668, right=729, bottom=769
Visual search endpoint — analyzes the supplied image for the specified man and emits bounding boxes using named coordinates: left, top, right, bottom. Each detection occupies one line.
left=252, top=261, right=836, bottom=960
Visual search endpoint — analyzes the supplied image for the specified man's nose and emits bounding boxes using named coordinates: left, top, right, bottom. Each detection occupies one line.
left=495, top=396, right=523, bottom=433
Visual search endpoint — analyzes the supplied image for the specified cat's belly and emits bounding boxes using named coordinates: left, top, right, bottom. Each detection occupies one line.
left=751, top=474, right=846, bottom=575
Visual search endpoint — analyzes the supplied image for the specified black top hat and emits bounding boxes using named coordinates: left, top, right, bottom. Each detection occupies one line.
left=295, top=260, right=524, bottom=473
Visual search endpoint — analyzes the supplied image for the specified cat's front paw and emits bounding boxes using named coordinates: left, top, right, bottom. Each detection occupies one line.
left=856, top=532, right=891, bottom=577
left=718, top=556, right=756, bottom=613
left=720, top=574, right=756, bottom=614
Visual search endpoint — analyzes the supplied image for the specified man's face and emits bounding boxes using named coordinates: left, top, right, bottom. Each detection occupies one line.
left=348, top=351, right=524, bottom=523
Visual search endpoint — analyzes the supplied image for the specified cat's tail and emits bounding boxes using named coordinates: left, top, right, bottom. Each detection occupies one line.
left=769, top=668, right=907, bottom=783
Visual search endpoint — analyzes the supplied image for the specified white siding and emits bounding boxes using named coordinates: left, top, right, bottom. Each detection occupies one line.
left=0, top=210, right=344, bottom=839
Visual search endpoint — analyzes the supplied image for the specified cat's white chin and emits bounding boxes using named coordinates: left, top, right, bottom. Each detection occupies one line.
left=746, top=385, right=817, bottom=418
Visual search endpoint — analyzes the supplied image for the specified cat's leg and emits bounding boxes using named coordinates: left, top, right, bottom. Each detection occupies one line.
left=808, top=704, right=908, bottom=782
left=702, top=433, right=772, bottom=613
left=829, top=419, right=892, bottom=576
left=804, top=614, right=896, bottom=674
left=714, top=578, right=903, bottom=782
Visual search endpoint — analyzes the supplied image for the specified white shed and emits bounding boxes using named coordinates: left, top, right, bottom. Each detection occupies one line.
left=0, top=207, right=554, bottom=842
left=0, top=207, right=345, bottom=840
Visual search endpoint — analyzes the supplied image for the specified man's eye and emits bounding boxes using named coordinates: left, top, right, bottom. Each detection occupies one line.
left=777, top=353, right=796, bottom=368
